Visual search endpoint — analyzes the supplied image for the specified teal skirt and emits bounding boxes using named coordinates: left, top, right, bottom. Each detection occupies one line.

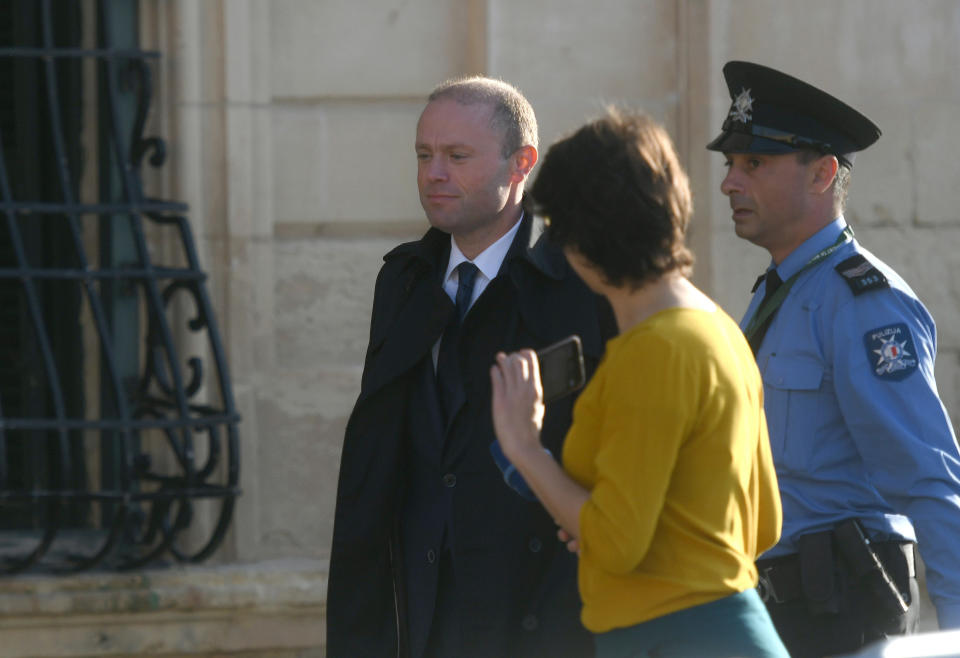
left=593, top=588, right=788, bottom=658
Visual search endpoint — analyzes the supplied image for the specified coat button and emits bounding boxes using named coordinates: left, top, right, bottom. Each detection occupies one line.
left=528, top=537, right=542, bottom=553
left=426, top=549, right=437, bottom=564
left=442, top=473, right=457, bottom=488
left=521, top=614, right=539, bottom=631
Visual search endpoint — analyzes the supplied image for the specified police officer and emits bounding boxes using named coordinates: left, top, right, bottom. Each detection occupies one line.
left=707, top=61, right=960, bottom=657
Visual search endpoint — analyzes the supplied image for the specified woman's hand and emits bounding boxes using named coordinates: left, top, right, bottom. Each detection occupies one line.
left=557, top=527, right=580, bottom=554
left=491, top=349, right=589, bottom=542
left=490, top=349, right=545, bottom=463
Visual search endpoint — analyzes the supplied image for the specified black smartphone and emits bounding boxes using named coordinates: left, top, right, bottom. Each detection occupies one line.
left=536, top=334, right=586, bottom=403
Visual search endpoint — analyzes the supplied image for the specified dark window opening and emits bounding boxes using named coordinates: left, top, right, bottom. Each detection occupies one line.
left=0, top=0, right=240, bottom=573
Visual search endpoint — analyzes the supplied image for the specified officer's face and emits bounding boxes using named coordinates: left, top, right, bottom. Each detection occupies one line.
left=416, top=99, right=520, bottom=247
left=720, top=152, right=811, bottom=262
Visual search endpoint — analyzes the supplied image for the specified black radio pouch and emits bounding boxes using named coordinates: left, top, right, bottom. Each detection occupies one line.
left=834, top=519, right=909, bottom=619
left=798, top=530, right=841, bottom=614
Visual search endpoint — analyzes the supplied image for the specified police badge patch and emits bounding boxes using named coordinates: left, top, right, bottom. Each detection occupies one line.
left=863, top=323, right=918, bottom=381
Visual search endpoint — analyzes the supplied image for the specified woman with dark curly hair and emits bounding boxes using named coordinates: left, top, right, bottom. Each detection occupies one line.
left=490, top=108, right=788, bottom=657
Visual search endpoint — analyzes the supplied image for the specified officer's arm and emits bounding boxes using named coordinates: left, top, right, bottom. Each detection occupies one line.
left=832, top=292, right=960, bottom=629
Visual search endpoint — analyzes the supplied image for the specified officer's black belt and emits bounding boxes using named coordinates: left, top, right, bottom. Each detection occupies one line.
left=755, top=540, right=915, bottom=605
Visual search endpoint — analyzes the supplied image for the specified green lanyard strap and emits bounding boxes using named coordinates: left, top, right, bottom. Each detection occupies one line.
left=743, top=226, right=854, bottom=342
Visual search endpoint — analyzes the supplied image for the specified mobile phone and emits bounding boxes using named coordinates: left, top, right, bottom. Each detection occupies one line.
left=536, top=334, right=586, bottom=403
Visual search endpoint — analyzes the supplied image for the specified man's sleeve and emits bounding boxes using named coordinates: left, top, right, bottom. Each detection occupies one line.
left=832, top=291, right=960, bottom=628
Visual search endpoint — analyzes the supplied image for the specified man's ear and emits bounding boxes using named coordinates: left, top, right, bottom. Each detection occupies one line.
left=809, top=154, right=839, bottom=195
left=510, top=145, right=538, bottom=183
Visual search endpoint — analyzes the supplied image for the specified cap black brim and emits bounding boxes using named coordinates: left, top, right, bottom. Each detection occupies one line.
left=706, top=131, right=797, bottom=155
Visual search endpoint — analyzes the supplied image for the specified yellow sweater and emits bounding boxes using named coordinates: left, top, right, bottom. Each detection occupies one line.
left=562, top=307, right=781, bottom=633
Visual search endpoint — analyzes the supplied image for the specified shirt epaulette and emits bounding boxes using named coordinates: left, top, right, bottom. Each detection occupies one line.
left=835, top=254, right=889, bottom=296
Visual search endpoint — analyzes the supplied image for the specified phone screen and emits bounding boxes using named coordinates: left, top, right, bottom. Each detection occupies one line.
left=536, top=335, right=586, bottom=403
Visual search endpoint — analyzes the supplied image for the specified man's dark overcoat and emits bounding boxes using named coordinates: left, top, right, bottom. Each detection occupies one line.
left=326, top=214, right=614, bottom=657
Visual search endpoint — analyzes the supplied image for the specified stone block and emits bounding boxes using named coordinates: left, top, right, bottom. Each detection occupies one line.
left=165, top=104, right=227, bottom=241
left=162, top=0, right=225, bottom=106
left=273, top=237, right=401, bottom=368
left=225, top=105, right=259, bottom=239
left=912, top=102, right=960, bottom=226
left=230, top=382, right=261, bottom=564
left=214, top=237, right=258, bottom=378
left=711, top=0, right=960, bottom=96
left=851, top=103, right=960, bottom=229
left=165, top=101, right=207, bottom=225
left=224, top=0, right=273, bottom=105
left=269, top=0, right=473, bottom=98
left=271, top=102, right=425, bottom=224
left=490, top=0, right=680, bottom=146
left=844, top=105, right=913, bottom=229
left=250, top=238, right=279, bottom=369
left=270, top=106, right=326, bottom=223
left=253, top=367, right=361, bottom=558
left=197, top=105, right=230, bottom=239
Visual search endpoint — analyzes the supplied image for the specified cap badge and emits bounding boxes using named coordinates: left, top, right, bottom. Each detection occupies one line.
left=729, top=88, right=754, bottom=124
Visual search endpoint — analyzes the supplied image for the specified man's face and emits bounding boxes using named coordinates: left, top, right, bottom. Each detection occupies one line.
left=720, top=152, right=811, bottom=259
left=415, top=99, right=515, bottom=239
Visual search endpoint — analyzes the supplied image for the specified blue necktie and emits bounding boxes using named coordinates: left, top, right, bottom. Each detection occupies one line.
left=437, top=262, right=479, bottom=423
left=453, top=262, right=479, bottom=323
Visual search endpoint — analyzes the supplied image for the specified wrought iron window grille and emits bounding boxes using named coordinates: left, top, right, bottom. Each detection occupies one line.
left=0, top=0, right=241, bottom=573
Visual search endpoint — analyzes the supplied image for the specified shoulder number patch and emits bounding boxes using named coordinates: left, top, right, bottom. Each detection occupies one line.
left=835, top=254, right=889, bottom=296
left=863, top=323, right=918, bottom=381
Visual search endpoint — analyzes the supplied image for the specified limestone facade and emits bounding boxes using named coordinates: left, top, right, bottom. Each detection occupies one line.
left=3, top=0, right=957, bottom=654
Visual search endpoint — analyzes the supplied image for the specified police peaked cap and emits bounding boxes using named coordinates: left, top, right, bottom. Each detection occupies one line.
left=706, top=61, right=881, bottom=167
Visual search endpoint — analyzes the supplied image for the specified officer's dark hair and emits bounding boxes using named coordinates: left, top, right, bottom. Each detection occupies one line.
left=795, top=149, right=852, bottom=210
left=427, top=76, right=538, bottom=159
left=531, top=107, right=694, bottom=289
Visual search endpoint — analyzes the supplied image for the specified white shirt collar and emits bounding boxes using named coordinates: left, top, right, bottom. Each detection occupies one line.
left=442, top=214, right=523, bottom=294
left=433, top=215, right=523, bottom=366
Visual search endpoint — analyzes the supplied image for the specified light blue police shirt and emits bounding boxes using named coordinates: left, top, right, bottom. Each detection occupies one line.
left=743, top=216, right=960, bottom=628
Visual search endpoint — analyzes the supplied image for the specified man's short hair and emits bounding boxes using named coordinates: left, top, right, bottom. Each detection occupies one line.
left=796, top=149, right=852, bottom=210
left=428, top=76, right=538, bottom=158
left=532, top=107, right=694, bottom=288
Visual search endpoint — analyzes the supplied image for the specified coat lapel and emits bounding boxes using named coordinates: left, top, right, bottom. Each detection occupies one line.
left=357, top=232, right=454, bottom=406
